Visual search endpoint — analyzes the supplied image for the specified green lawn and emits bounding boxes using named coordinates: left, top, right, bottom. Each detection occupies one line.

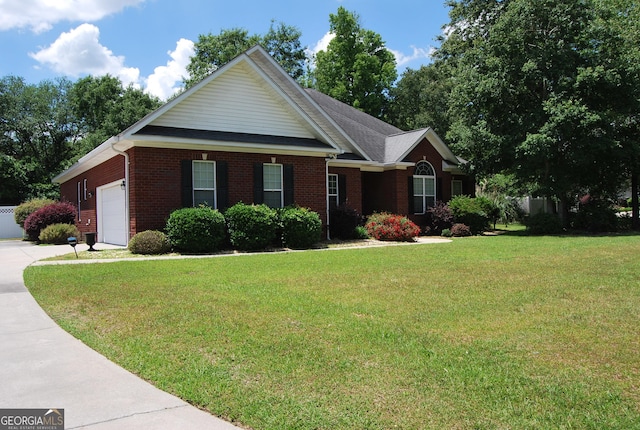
left=25, top=233, right=640, bottom=429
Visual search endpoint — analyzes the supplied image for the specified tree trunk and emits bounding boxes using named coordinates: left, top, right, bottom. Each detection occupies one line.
left=559, top=195, right=571, bottom=229
left=632, top=172, right=639, bottom=230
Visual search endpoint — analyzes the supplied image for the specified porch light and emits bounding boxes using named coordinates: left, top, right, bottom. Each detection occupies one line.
left=120, top=180, right=126, bottom=190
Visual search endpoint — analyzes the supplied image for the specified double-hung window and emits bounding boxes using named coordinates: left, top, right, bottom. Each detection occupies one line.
left=193, top=160, right=216, bottom=207
left=328, top=174, right=339, bottom=209
left=263, top=164, right=283, bottom=208
left=413, top=161, right=436, bottom=214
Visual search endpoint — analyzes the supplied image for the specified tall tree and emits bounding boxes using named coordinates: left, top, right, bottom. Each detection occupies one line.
left=388, top=62, right=454, bottom=135
left=0, top=76, right=80, bottom=202
left=598, top=0, right=640, bottom=228
left=313, top=7, right=397, bottom=119
left=441, top=0, right=628, bottom=223
left=185, top=22, right=306, bottom=88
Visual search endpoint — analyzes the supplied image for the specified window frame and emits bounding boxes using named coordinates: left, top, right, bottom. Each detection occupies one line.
left=328, top=173, right=339, bottom=209
left=452, top=179, right=463, bottom=197
left=192, top=160, right=217, bottom=208
left=413, top=161, right=436, bottom=215
left=263, top=163, right=284, bottom=208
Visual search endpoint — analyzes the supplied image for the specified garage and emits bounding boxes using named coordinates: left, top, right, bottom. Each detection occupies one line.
left=97, top=181, right=127, bottom=246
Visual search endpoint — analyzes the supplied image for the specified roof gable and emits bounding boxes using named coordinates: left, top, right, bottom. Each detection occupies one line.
left=386, top=128, right=460, bottom=165
left=147, top=61, right=316, bottom=139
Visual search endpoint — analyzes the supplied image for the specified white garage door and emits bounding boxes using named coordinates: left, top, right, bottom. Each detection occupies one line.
left=98, top=182, right=127, bottom=245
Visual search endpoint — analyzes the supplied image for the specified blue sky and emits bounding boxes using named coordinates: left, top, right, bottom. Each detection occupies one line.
left=0, top=0, right=452, bottom=100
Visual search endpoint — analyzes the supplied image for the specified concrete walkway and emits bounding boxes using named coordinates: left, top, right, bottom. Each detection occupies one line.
left=0, top=240, right=243, bottom=430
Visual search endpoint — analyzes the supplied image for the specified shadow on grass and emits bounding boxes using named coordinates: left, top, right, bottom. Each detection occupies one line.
left=490, top=227, right=640, bottom=238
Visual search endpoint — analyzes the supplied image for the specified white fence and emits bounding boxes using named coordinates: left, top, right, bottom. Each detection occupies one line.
left=0, top=206, right=24, bottom=239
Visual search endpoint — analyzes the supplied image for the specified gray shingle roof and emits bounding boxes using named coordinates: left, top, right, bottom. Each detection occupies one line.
left=304, top=89, right=403, bottom=163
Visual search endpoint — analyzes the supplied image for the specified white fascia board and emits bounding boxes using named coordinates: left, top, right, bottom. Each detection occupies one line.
left=133, top=138, right=341, bottom=158
left=442, top=160, right=466, bottom=175
left=52, top=136, right=123, bottom=183
left=328, top=159, right=414, bottom=172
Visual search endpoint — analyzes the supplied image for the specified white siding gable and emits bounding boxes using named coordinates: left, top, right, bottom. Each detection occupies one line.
left=150, top=62, right=315, bottom=139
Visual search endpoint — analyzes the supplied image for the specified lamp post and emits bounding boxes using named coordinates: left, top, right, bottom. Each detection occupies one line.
left=67, top=236, right=78, bottom=258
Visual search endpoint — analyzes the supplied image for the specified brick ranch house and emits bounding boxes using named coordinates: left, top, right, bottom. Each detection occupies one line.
left=54, top=45, right=473, bottom=246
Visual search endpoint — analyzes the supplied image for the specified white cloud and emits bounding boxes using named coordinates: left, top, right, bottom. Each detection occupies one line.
left=0, top=0, right=146, bottom=33
left=311, top=32, right=335, bottom=56
left=144, top=38, right=195, bottom=100
left=305, top=32, right=335, bottom=69
left=29, top=23, right=140, bottom=87
left=390, top=46, right=434, bottom=67
left=308, top=32, right=432, bottom=70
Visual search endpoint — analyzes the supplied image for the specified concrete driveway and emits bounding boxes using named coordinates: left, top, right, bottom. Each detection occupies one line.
left=0, top=240, right=242, bottom=429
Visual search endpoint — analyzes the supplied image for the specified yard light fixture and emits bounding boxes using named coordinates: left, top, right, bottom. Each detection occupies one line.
left=68, top=236, right=78, bottom=258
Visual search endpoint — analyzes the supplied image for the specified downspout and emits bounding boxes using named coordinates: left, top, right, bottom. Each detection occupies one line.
left=326, top=156, right=331, bottom=240
left=111, top=137, right=130, bottom=245
left=325, top=154, right=338, bottom=240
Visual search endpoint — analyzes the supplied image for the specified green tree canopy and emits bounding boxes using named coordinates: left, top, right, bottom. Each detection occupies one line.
left=69, top=75, right=161, bottom=154
left=0, top=76, right=79, bottom=202
left=388, top=62, right=454, bottom=135
left=313, top=7, right=397, bottom=119
left=185, top=21, right=306, bottom=88
left=0, top=74, right=160, bottom=203
left=439, top=0, right=633, bottom=222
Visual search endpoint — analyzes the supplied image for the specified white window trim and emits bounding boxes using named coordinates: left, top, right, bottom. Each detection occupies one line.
left=413, top=161, right=436, bottom=215
left=263, top=163, right=284, bottom=208
left=328, top=173, right=339, bottom=205
left=83, top=178, right=88, bottom=201
left=192, top=160, right=217, bottom=208
left=77, top=181, right=82, bottom=220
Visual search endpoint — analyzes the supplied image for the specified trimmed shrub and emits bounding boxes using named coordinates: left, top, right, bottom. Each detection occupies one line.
left=330, top=205, right=363, bottom=240
left=166, top=206, right=226, bottom=253
left=476, top=196, right=500, bottom=229
left=24, top=202, right=76, bottom=241
left=525, top=212, right=563, bottom=235
left=365, top=212, right=420, bottom=242
left=225, top=203, right=278, bottom=251
left=448, top=195, right=491, bottom=234
left=279, top=206, right=322, bottom=249
left=354, top=225, right=369, bottom=239
left=38, top=223, right=80, bottom=245
left=14, top=198, right=56, bottom=228
left=129, top=230, right=171, bottom=255
left=451, top=223, right=472, bottom=237
left=427, top=201, right=453, bottom=235
left=572, top=200, right=618, bottom=233
left=441, top=228, right=452, bottom=238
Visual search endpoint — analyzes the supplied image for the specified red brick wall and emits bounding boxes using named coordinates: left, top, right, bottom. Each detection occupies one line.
left=360, top=138, right=473, bottom=226
left=328, top=166, right=362, bottom=214
left=59, top=155, right=125, bottom=240
left=128, top=147, right=329, bottom=233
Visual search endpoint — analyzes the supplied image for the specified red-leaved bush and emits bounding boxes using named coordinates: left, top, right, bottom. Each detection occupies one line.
left=451, top=223, right=472, bottom=237
left=365, top=212, right=420, bottom=241
left=24, top=202, right=76, bottom=241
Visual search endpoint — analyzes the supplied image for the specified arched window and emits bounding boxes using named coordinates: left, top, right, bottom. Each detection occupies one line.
left=413, top=161, right=436, bottom=214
